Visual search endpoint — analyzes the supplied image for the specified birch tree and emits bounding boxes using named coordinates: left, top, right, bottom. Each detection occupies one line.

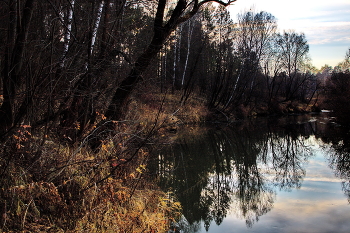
left=59, top=0, right=111, bottom=140
left=181, top=18, right=195, bottom=88
left=59, top=0, right=75, bottom=68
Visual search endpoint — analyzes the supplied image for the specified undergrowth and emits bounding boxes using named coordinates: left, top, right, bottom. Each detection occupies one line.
left=0, top=119, right=182, bottom=232
left=0, top=87, right=212, bottom=232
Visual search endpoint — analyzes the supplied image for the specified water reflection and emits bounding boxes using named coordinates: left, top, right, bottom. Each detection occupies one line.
left=327, top=132, right=350, bottom=203
left=148, top=113, right=350, bottom=232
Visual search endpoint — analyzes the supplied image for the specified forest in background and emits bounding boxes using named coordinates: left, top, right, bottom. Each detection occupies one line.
left=0, top=0, right=349, bottom=232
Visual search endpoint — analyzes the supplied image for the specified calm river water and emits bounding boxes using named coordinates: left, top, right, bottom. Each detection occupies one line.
left=149, top=113, right=350, bottom=233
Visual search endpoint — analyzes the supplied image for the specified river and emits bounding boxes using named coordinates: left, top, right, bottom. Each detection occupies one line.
left=148, top=112, right=350, bottom=232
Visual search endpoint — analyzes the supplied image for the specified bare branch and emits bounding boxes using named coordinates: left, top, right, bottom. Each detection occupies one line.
left=200, top=0, right=237, bottom=7
left=176, top=0, right=237, bottom=25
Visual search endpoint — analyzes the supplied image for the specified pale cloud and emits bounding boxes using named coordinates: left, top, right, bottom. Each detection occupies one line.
left=206, top=197, right=350, bottom=233
left=302, top=177, right=342, bottom=183
left=274, top=198, right=346, bottom=214
left=268, top=203, right=350, bottom=233
left=298, top=22, right=350, bottom=45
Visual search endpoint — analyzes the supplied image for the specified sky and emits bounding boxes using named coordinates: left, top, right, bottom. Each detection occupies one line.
left=227, top=0, right=350, bottom=69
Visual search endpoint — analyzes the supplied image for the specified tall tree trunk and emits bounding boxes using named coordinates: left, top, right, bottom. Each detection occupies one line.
left=181, top=19, right=194, bottom=88
left=105, top=33, right=169, bottom=120
left=0, top=0, right=35, bottom=136
left=99, top=0, right=111, bottom=59
left=59, top=0, right=75, bottom=68
left=59, top=0, right=106, bottom=142
left=90, top=1, right=105, bottom=55
left=105, top=0, right=171, bottom=120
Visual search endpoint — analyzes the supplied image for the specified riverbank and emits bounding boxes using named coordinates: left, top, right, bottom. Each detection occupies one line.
left=0, top=87, right=321, bottom=232
left=0, top=104, right=183, bottom=232
left=129, top=87, right=321, bottom=133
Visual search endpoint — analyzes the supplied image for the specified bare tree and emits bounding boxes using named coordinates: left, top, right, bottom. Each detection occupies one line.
left=275, top=31, right=310, bottom=101
left=105, top=0, right=236, bottom=120
left=228, top=10, right=277, bottom=108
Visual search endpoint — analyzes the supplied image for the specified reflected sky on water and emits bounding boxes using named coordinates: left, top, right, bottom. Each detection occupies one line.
left=201, top=142, right=350, bottom=233
left=149, top=113, right=350, bottom=233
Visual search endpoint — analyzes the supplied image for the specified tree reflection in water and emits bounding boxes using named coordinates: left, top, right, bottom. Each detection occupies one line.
left=322, top=124, right=350, bottom=203
left=148, top=113, right=350, bottom=232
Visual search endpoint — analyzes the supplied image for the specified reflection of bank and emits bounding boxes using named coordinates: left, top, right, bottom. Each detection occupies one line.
left=317, top=112, right=350, bottom=204
left=328, top=137, right=350, bottom=203
left=149, top=114, right=334, bottom=231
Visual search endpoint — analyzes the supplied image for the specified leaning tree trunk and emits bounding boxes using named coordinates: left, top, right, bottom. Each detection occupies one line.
left=105, top=34, right=169, bottom=120
left=105, top=0, right=172, bottom=120
left=105, top=0, right=235, bottom=121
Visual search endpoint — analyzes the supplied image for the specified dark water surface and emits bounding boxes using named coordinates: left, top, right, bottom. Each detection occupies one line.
left=149, top=113, right=350, bottom=233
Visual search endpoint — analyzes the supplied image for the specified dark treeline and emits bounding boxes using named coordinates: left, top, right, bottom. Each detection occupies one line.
left=1, top=0, right=349, bottom=140
left=0, top=0, right=326, bottom=142
left=323, top=48, right=350, bottom=125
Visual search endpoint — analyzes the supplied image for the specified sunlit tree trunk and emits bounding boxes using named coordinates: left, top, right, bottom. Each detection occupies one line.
left=99, top=0, right=111, bottom=59
left=181, top=19, right=194, bottom=88
left=59, top=0, right=108, bottom=141
left=90, top=1, right=105, bottom=55
left=59, top=0, right=75, bottom=68
left=172, top=25, right=182, bottom=93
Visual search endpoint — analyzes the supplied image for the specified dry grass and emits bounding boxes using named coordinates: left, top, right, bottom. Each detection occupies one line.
left=0, top=121, right=181, bottom=232
left=0, top=84, right=210, bottom=232
left=75, top=185, right=181, bottom=233
left=130, top=87, right=209, bottom=128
